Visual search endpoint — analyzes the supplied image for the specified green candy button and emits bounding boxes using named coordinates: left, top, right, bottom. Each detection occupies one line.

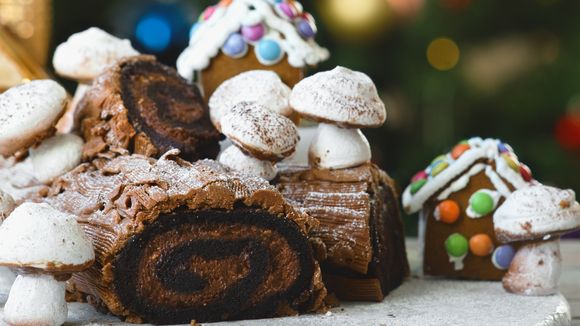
left=410, top=179, right=427, bottom=194
left=470, top=191, right=494, bottom=215
left=445, top=233, right=468, bottom=257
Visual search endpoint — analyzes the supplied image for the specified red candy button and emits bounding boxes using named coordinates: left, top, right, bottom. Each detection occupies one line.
left=520, top=164, right=533, bottom=182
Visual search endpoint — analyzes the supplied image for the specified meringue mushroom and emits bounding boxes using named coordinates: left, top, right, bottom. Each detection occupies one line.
left=289, top=66, right=387, bottom=169
left=0, top=190, right=16, bottom=294
left=0, top=80, right=67, bottom=157
left=209, top=70, right=293, bottom=130
left=29, top=134, right=84, bottom=183
left=219, top=102, right=299, bottom=181
left=52, top=27, right=139, bottom=132
left=0, top=80, right=83, bottom=184
left=494, top=185, right=580, bottom=296
left=0, top=203, right=95, bottom=326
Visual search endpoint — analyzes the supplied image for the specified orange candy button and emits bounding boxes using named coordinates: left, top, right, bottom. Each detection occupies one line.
left=469, top=234, right=494, bottom=257
left=451, top=143, right=470, bottom=160
left=435, top=200, right=460, bottom=224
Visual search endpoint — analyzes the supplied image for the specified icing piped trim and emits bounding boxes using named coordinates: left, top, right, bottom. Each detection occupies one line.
left=402, top=138, right=531, bottom=214
left=177, top=0, right=329, bottom=81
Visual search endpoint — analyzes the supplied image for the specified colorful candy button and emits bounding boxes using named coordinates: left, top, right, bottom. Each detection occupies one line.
left=520, top=164, right=533, bottom=182
left=189, top=22, right=200, bottom=38
left=469, top=191, right=494, bottom=216
left=431, top=155, right=446, bottom=165
left=278, top=2, right=297, bottom=19
left=435, top=200, right=460, bottom=224
left=241, top=23, right=265, bottom=42
left=498, top=142, right=512, bottom=153
left=202, top=5, right=217, bottom=21
left=492, top=245, right=516, bottom=270
left=469, top=234, right=494, bottom=257
left=501, top=153, right=520, bottom=171
left=430, top=161, right=449, bottom=177
left=410, top=179, right=427, bottom=195
left=451, top=143, right=470, bottom=160
left=297, top=18, right=316, bottom=39
left=445, top=233, right=468, bottom=258
left=256, top=39, right=283, bottom=64
left=222, top=33, right=248, bottom=58
left=411, top=170, right=428, bottom=183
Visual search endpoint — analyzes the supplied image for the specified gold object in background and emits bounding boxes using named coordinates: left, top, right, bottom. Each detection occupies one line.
left=0, top=0, right=52, bottom=65
left=0, top=26, right=49, bottom=91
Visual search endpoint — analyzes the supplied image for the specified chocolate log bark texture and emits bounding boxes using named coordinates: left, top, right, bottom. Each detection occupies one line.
left=77, top=55, right=221, bottom=163
left=277, top=163, right=409, bottom=301
left=42, top=151, right=326, bottom=324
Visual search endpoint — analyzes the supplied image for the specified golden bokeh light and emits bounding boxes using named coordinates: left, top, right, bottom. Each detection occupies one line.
left=317, top=0, right=392, bottom=41
left=427, top=37, right=460, bottom=71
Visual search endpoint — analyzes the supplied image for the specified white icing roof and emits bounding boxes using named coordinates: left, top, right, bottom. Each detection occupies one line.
left=402, top=137, right=532, bottom=214
left=177, top=0, right=329, bottom=81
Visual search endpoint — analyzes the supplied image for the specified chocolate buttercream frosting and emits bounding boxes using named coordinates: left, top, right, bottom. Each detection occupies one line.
left=77, top=55, right=221, bottom=163
left=277, top=163, right=409, bottom=301
left=43, top=150, right=326, bottom=324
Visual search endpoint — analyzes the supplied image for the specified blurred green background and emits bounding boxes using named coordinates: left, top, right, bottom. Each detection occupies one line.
left=45, top=0, right=579, bottom=234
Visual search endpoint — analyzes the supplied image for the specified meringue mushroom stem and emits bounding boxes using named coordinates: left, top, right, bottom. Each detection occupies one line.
left=4, top=273, right=68, bottom=326
left=502, top=238, right=562, bottom=296
left=57, top=83, right=89, bottom=133
left=308, top=123, right=371, bottom=170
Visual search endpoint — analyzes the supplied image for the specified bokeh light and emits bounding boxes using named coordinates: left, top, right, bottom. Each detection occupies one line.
left=427, top=37, right=460, bottom=71
left=317, top=0, right=392, bottom=41
left=135, top=14, right=172, bottom=53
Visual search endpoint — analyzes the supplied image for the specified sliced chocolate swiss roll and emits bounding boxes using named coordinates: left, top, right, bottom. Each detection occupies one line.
left=77, top=55, right=221, bottom=163
left=43, top=151, right=326, bottom=324
left=277, top=163, right=409, bottom=301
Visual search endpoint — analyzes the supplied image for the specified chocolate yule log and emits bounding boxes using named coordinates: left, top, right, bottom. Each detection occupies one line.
left=77, top=55, right=221, bottom=163
left=42, top=150, right=326, bottom=324
left=277, top=163, right=409, bottom=301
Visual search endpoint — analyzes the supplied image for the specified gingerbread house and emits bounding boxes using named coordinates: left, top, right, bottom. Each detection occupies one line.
left=402, top=137, right=535, bottom=280
left=176, top=0, right=329, bottom=99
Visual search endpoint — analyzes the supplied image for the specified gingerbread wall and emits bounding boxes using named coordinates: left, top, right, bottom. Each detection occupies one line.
left=200, top=48, right=304, bottom=100
left=422, top=165, right=514, bottom=280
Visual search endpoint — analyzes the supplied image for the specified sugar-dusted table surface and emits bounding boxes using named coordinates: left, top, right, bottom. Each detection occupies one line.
left=0, top=238, right=577, bottom=326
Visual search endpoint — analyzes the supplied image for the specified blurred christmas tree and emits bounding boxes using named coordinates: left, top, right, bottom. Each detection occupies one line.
left=47, top=0, right=580, bottom=235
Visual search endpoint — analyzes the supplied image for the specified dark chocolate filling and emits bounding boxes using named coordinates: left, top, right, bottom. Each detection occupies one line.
left=120, top=59, right=221, bottom=161
left=112, top=208, right=314, bottom=325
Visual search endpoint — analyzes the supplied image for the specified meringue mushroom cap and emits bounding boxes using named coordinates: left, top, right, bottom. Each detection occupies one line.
left=209, top=70, right=293, bottom=130
left=309, top=123, right=371, bottom=169
left=0, top=203, right=94, bottom=272
left=290, top=66, right=387, bottom=128
left=219, top=145, right=278, bottom=181
left=53, top=27, right=139, bottom=82
left=220, top=102, right=299, bottom=162
left=0, top=80, right=67, bottom=157
left=30, top=134, right=84, bottom=184
left=494, top=185, right=580, bottom=243
left=0, top=189, right=15, bottom=220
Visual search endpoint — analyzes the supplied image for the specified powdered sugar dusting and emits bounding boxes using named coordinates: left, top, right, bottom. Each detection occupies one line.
left=0, top=80, right=67, bottom=156
left=209, top=70, right=292, bottom=130
left=221, top=102, right=299, bottom=160
left=290, top=66, right=387, bottom=128
left=494, top=185, right=580, bottom=242
left=53, top=27, right=139, bottom=82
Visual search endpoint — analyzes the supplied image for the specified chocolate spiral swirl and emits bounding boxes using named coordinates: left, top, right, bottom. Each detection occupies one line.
left=78, top=56, right=221, bottom=162
left=113, top=208, right=315, bottom=324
